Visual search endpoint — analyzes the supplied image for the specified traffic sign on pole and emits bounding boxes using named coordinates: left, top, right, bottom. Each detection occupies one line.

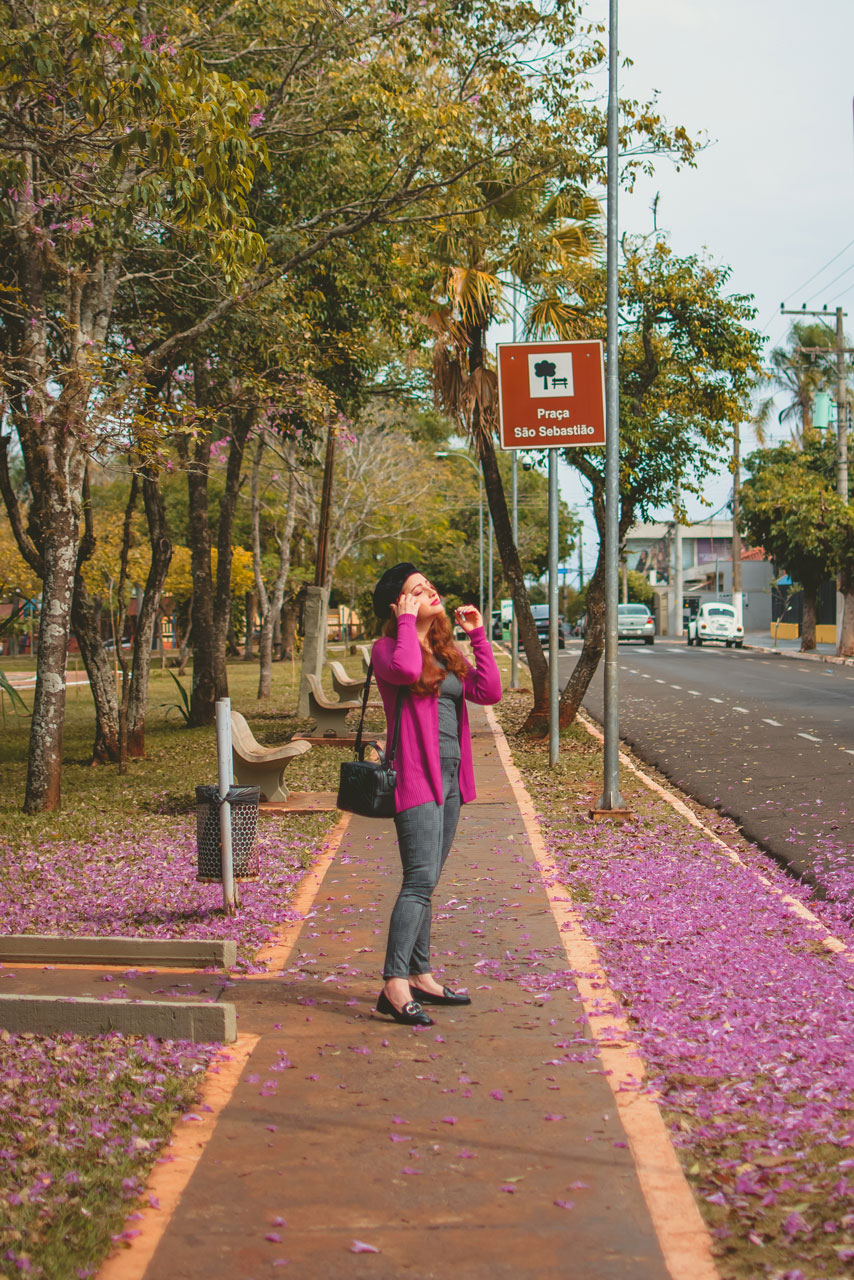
left=496, top=340, right=606, bottom=451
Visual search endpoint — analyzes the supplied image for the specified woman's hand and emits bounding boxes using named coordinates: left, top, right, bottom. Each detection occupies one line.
left=454, top=605, right=482, bottom=634
left=391, top=591, right=420, bottom=618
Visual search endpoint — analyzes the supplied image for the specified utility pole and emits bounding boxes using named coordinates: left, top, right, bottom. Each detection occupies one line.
left=487, top=517, right=494, bottom=640
left=836, top=306, right=849, bottom=503
left=592, top=0, right=629, bottom=819
left=510, top=278, right=520, bottom=687
left=732, top=421, right=743, bottom=631
left=674, top=512, right=684, bottom=637
left=781, top=304, right=851, bottom=496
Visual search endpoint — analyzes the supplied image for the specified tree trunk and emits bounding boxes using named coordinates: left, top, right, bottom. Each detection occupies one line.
left=558, top=542, right=606, bottom=725
left=183, top=421, right=218, bottom=726
left=462, top=318, right=549, bottom=735
left=801, top=583, right=817, bottom=651
left=252, top=434, right=297, bottom=699
left=837, top=563, right=854, bottom=658
left=556, top=464, right=635, bottom=729
left=478, top=433, right=549, bottom=734
left=126, top=470, right=173, bottom=755
left=24, top=506, right=77, bottom=812
left=114, top=474, right=140, bottom=774
left=71, top=575, right=120, bottom=763
left=243, top=592, right=256, bottom=659
left=280, top=596, right=298, bottom=660
left=226, top=613, right=240, bottom=657
left=213, top=407, right=255, bottom=682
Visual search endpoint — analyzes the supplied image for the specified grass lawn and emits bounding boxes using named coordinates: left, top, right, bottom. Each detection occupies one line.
left=0, top=1032, right=219, bottom=1279
left=0, top=649, right=369, bottom=965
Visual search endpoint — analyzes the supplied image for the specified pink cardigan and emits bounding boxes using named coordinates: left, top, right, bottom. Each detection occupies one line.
left=371, top=615, right=502, bottom=813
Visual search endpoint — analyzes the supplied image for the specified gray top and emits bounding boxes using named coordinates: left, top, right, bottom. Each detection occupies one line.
left=437, top=666, right=463, bottom=760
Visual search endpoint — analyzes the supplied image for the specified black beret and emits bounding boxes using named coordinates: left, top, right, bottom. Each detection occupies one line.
left=372, top=562, right=420, bottom=619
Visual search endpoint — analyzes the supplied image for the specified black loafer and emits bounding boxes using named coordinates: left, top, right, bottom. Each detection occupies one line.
left=410, top=986, right=471, bottom=1007
left=375, top=990, right=434, bottom=1026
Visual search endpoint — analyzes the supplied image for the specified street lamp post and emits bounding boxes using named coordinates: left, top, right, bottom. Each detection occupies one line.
left=435, top=451, right=484, bottom=619
left=593, top=0, right=629, bottom=818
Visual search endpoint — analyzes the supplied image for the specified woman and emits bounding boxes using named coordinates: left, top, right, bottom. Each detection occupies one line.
left=370, top=562, right=502, bottom=1026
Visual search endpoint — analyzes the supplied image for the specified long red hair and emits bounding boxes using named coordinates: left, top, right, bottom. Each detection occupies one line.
left=382, top=611, right=470, bottom=696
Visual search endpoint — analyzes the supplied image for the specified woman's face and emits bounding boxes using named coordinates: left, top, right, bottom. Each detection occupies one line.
left=400, top=573, right=444, bottom=621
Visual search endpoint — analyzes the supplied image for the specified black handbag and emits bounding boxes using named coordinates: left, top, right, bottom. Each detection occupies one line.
left=336, top=661, right=403, bottom=818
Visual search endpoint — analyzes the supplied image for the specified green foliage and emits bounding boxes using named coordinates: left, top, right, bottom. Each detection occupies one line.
left=426, top=447, right=580, bottom=600
left=740, top=438, right=853, bottom=590
left=0, top=2, right=268, bottom=289
left=0, top=670, right=29, bottom=715
left=625, top=569, right=654, bottom=605
left=163, top=668, right=191, bottom=724
left=758, top=321, right=844, bottom=445
left=524, top=237, right=764, bottom=534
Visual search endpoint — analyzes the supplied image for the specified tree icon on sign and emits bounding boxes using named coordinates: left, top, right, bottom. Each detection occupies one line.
left=534, top=359, right=556, bottom=390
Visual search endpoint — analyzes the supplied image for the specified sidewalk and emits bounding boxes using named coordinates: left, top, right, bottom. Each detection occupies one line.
left=99, top=708, right=711, bottom=1280
left=743, top=629, right=838, bottom=656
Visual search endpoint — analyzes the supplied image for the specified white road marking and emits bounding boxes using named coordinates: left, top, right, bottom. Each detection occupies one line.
left=687, top=690, right=701, bottom=695
left=709, top=697, right=723, bottom=703
left=641, top=673, right=651, bottom=679
left=797, top=733, right=822, bottom=742
left=733, top=706, right=749, bottom=713
left=670, top=684, right=682, bottom=690
left=762, top=718, right=782, bottom=727
left=665, top=648, right=684, bottom=655
left=655, top=679, right=666, bottom=684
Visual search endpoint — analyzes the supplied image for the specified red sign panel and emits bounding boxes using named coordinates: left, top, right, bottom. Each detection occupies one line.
left=496, top=340, right=606, bottom=450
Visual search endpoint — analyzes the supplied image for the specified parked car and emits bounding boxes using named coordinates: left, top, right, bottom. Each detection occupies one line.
left=491, top=611, right=504, bottom=640
left=529, top=603, right=567, bottom=650
left=617, top=602, right=655, bottom=644
left=686, top=602, right=744, bottom=648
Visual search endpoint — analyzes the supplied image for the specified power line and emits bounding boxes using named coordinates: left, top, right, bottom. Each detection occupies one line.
left=782, top=236, right=854, bottom=307
left=762, top=237, right=854, bottom=335
left=804, top=257, right=854, bottom=306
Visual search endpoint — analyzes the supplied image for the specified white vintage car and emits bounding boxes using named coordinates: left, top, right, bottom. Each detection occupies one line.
left=686, top=602, right=744, bottom=648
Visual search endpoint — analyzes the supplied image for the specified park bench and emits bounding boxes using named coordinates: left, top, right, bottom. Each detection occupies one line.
left=304, top=673, right=361, bottom=738
left=357, top=643, right=373, bottom=675
left=328, top=660, right=367, bottom=701
left=231, top=710, right=312, bottom=802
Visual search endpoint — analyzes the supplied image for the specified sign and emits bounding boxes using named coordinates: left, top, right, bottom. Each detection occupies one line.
left=496, top=340, right=606, bottom=450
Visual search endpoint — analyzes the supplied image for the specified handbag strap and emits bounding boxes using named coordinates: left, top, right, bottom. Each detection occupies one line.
left=354, top=659, right=403, bottom=765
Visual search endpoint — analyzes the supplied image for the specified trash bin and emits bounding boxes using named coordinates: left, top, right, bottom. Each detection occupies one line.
left=195, top=785, right=261, bottom=883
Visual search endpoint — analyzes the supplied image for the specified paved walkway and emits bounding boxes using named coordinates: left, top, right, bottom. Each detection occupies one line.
left=101, top=709, right=706, bottom=1279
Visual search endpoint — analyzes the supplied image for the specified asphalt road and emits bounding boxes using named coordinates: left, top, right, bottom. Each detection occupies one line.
left=567, top=639, right=854, bottom=883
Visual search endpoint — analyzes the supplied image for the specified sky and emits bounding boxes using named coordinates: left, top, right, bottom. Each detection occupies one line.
left=492, top=0, right=854, bottom=585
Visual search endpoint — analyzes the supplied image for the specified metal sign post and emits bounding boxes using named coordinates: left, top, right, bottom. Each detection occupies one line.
left=215, top=697, right=238, bottom=914
left=591, top=0, right=629, bottom=819
left=497, top=339, right=605, bottom=765
left=548, top=452, right=560, bottom=766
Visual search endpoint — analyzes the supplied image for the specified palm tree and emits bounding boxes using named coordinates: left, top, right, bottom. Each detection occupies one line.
left=756, top=321, right=836, bottom=447
left=429, top=182, right=601, bottom=732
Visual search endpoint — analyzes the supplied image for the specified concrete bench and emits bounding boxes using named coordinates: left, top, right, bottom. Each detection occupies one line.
left=357, top=643, right=373, bottom=675
left=329, top=660, right=367, bottom=701
left=305, top=673, right=361, bottom=738
left=231, top=710, right=312, bottom=802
